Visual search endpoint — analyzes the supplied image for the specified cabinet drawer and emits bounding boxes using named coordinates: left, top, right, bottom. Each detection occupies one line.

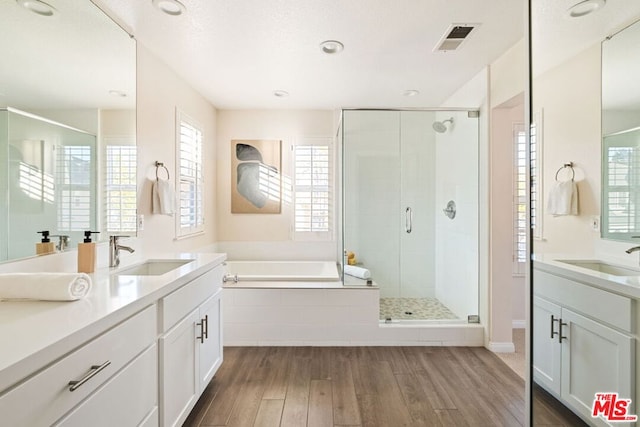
left=0, top=304, right=157, bottom=427
left=161, top=266, right=224, bottom=331
left=54, top=344, right=158, bottom=427
left=534, top=270, right=633, bottom=332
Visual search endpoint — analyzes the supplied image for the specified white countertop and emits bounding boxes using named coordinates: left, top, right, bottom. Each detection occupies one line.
left=0, top=252, right=226, bottom=392
left=533, top=253, right=640, bottom=300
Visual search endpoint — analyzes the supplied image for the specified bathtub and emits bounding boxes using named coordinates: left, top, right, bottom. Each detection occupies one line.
left=225, top=261, right=340, bottom=282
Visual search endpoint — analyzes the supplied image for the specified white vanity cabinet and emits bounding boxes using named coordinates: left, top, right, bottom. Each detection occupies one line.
left=159, top=265, right=224, bottom=427
left=0, top=304, right=158, bottom=427
left=533, top=268, right=636, bottom=427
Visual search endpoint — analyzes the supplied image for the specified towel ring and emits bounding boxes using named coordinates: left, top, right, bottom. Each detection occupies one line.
left=554, top=162, right=575, bottom=182
left=155, top=161, right=170, bottom=180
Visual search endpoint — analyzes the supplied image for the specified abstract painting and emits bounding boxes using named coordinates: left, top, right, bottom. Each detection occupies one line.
left=231, top=139, right=282, bottom=213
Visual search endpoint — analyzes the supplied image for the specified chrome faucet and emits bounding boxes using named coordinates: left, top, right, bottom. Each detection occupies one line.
left=109, top=235, right=135, bottom=268
left=52, top=235, right=69, bottom=252
left=625, top=246, right=640, bottom=254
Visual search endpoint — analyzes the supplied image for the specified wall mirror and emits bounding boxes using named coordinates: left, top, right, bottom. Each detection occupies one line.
left=0, top=0, right=136, bottom=262
left=601, top=18, right=640, bottom=242
left=531, top=0, right=640, bottom=425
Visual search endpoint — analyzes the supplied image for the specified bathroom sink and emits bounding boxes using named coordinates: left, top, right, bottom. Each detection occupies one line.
left=556, top=260, right=640, bottom=276
left=114, top=259, right=194, bottom=276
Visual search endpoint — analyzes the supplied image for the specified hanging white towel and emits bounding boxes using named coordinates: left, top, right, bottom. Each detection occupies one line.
left=344, top=265, right=371, bottom=280
left=0, top=273, right=92, bottom=301
left=547, top=180, right=578, bottom=216
left=152, top=178, right=175, bottom=216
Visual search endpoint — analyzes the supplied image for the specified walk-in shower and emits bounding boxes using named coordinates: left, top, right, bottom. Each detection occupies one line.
left=341, top=110, right=479, bottom=323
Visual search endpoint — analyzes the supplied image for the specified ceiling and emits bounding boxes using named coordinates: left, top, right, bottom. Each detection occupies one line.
left=3, top=1, right=639, bottom=112
left=95, top=0, right=526, bottom=110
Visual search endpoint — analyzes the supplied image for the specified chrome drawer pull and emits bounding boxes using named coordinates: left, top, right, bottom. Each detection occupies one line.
left=68, top=361, right=111, bottom=392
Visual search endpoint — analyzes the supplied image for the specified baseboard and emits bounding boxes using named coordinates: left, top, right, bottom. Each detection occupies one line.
left=512, top=320, right=526, bottom=329
left=488, top=341, right=515, bottom=353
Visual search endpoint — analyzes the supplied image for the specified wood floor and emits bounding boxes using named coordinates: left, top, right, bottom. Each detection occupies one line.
left=184, top=346, right=587, bottom=427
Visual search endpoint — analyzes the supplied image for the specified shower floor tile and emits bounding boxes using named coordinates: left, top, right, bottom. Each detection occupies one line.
left=379, top=297, right=458, bottom=320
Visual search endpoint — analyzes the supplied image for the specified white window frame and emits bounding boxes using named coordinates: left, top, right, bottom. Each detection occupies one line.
left=175, top=110, right=204, bottom=239
left=292, top=137, right=333, bottom=241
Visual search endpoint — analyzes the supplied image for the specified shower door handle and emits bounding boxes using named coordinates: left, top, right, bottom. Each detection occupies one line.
left=405, top=207, right=413, bottom=233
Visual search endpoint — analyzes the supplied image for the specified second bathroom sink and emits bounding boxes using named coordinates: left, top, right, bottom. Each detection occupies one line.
left=556, top=259, right=640, bottom=276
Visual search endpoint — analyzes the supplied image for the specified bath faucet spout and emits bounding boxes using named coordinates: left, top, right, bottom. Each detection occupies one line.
left=109, top=235, right=135, bottom=268
left=625, top=246, right=640, bottom=254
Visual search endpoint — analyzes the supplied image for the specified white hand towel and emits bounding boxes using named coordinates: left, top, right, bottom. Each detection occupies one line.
left=344, top=265, right=371, bottom=280
left=547, top=180, right=579, bottom=216
left=0, top=273, right=92, bottom=301
left=152, top=178, right=175, bottom=216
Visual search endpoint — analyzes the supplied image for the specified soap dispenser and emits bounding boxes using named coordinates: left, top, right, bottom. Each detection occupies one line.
left=77, top=231, right=100, bottom=273
left=36, top=231, right=55, bottom=255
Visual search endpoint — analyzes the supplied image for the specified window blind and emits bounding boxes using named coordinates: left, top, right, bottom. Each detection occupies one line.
left=513, top=124, right=527, bottom=274
left=57, top=145, right=92, bottom=231
left=177, top=113, right=204, bottom=237
left=104, top=144, right=137, bottom=233
left=294, top=141, right=331, bottom=235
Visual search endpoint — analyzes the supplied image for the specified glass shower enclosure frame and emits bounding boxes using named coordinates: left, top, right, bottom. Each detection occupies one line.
left=340, top=109, right=480, bottom=323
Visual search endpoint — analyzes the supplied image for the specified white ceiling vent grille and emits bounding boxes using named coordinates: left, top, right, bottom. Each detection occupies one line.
left=433, top=24, right=480, bottom=52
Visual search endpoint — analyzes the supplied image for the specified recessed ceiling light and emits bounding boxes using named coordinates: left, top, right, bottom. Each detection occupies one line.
left=320, top=40, right=344, bottom=55
left=273, top=90, right=289, bottom=98
left=109, top=90, right=127, bottom=98
left=16, top=0, right=56, bottom=17
left=567, top=0, right=606, bottom=18
left=403, top=90, right=420, bottom=97
left=151, top=0, right=186, bottom=16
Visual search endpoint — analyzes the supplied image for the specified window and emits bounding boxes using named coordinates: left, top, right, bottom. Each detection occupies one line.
left=293, top=138, right=332, bottom=239
left=513, top=112, right=543, bottom=276
left=57, top=145, right=92, bottom=231
left=104, top=140, right=137, bottom=233
left=513, top=124, right=527, bottom=275
left=176, top=111, right=204, bottom=238
left=603, top=128, right=640, bottom=237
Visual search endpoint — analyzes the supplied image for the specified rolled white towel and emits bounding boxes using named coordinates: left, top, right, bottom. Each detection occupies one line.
left=0, top=273, right=92, bottom=301
left=344, top=265, right=371, bottom=280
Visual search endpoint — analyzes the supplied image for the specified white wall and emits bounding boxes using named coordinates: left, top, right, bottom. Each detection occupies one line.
left=491, top=101, right=527, bottom=336
left=136, top=44, right=218, bottom=256
left=533, top=44, right=601, bottom=255
left=215, top=109, right=335, bottom=261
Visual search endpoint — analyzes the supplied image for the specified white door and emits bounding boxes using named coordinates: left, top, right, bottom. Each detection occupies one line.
left=159, top=309, right=199, bottom=427
left=560, top=309, right=634, bottom=427
left=532, top=296, right=562, bottom=396
left=198, top=289, right=223, bottom=392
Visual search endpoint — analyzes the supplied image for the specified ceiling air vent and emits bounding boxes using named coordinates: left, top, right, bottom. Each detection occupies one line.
left=433, top=23, right=480, bottom=52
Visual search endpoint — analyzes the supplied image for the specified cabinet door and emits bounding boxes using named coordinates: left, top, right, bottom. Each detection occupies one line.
left=533, top=296, right=562, bottom=396
left=160, top=309, right=200, bottom=427
left=198, top=289, right=223, bottom=393
left=560, top=309, right=634, bottom=426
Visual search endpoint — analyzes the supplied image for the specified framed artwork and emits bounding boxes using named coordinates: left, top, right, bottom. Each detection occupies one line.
left=231, top=139, right=282, bottom=214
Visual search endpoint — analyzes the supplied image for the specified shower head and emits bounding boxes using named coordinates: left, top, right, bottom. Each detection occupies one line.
left=432, top=117, right=454, bottom=133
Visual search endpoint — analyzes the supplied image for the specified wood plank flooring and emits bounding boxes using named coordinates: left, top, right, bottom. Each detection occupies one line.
left=183, top=347, right=583, bottom=427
